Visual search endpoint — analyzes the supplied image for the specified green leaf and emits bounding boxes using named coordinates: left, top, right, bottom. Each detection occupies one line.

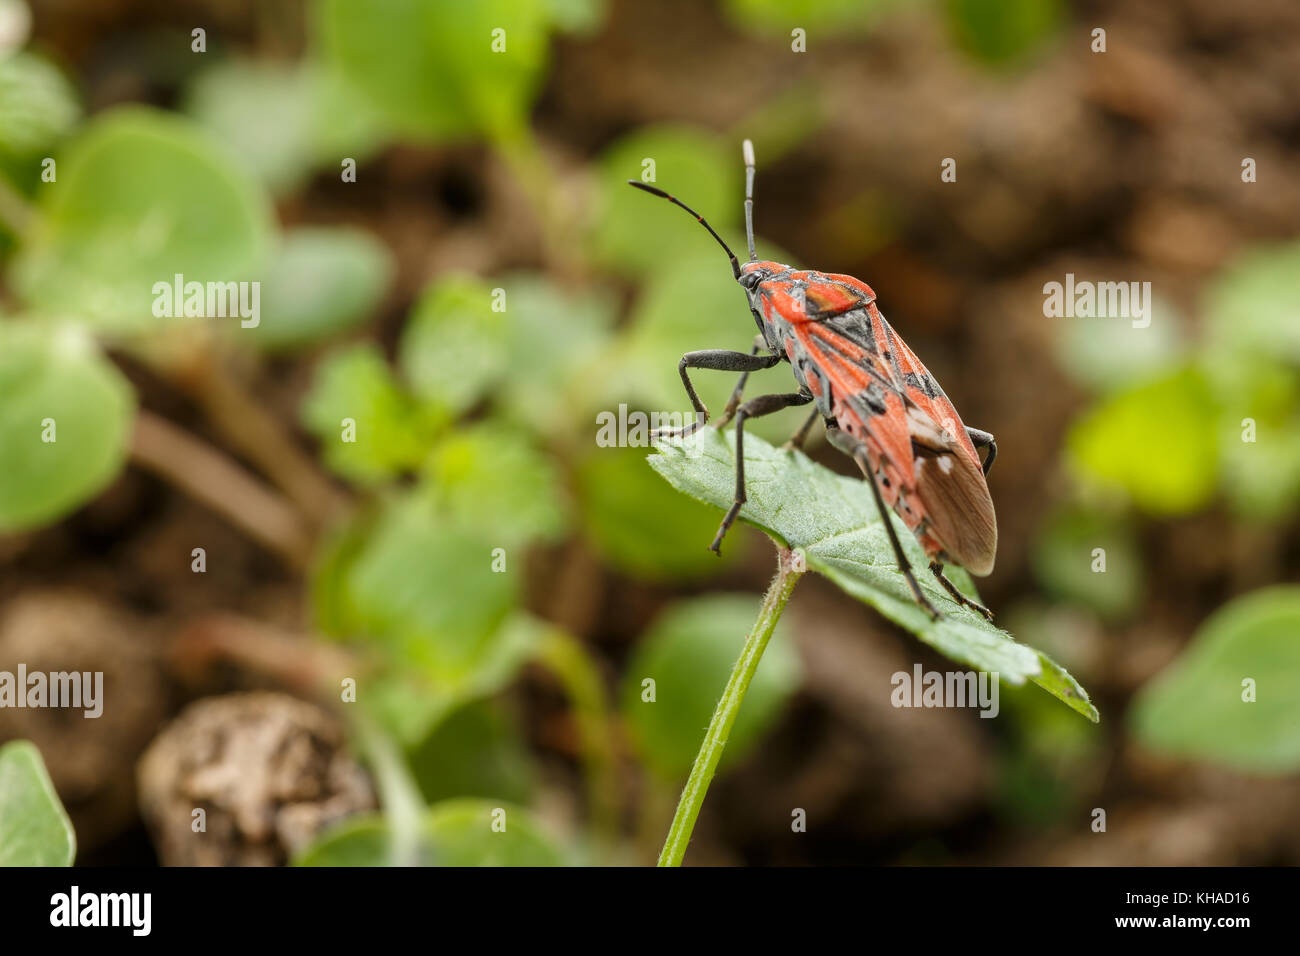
left=650, top=427, right=1098, bottom=720
left=183, top=59, right=317, bottom=195
left=424, top=798, right=564, bottom=866
left=408, top=699, right=537, bottom=805
left=494, top=273, right=616, bottom=436
left=294, top=799, right=564, bottom=866
left=1205, top=241, right=1300, bottom=365
left=1030, top=505, right=1142, bottom=620
left=943, top=0, right=1064, bottom=67
left=306, top=62, right=394, bottom=164
left=0, top=323, right=135, bottom=532
left=542, top=0, right=607, bottom=34
left=301, top=343, right=442, bottom=484
left=576, top=444, right=746, bottom=581
left=315, top=0, right=551, bottom=140
left=398, top=274, right=508, bottom=415
left=0, top=51, right=80, bottom=166
left=313, top=505, right=540, bottom=743
left=722, top=0, right=901, bottom=35
left=621, top=595, right=800, bottom=780
left=185, top=58, right=392, bottom=186
left=339, top=493, right=520, bottom=685
left=13, top=107, right=273, bottom=335
left=363, top=612, right=545, bottom=745
left=1217, top=360, right=1300, bottom=521
left=1067, top=366, right=1219, bottom=516
left=1130, top=586, right=1300, bottom=773
left=310, top=506, right=377, bottom=639
left=1053, top=297, right=1185, bottom=391
left=291, top=814, right=390, bottom=867
left=253, top=226, right=394, bottom=352
left=0, top=740, right=76, bottom=866
left=422, top=420, right=569, bottom=547
left=592, top=126, right=740, bottom=276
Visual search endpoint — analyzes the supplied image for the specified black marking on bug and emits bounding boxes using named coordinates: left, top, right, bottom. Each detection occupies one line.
left=904, top=371, right=941, bottom=399
left=861, top=382, right=889, bottom=415
left=827, top=310, right=880, bottom=354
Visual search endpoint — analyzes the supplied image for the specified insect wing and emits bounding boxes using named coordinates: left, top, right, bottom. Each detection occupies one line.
left=788, top=317, right=915, bottom=496
left=885, top=327, right=998, bottom=575
left=909, top=420, right=998, bottom=575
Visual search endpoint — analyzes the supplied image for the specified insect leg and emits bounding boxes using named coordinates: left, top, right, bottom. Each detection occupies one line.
left=965, top=427, right=997, bottom=477
left=825, top=427, right=940, bottom=620
left=654, top=348, right=783, bottom=440
left=715, top=334, right=771, bottom=429
left=929, top=562, right=994, bottom=621
left=782, top=409, right=820, bottom=452
left=711, top=390, right=812, bottom=554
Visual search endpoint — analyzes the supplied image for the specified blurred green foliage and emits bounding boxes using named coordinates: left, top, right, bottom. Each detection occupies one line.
left=1067, top=367, right=1219, bottom=516
left=943, top=0, right=1064, bottom=66
left=576, top=444, right=742, bottom=581
left=1047, top=237, right=1300, bottom=776
left=254, top=226, right=394, bottom=351
left=183, top=60, right=320, bottom=195
left=725, top=0, right=903, bottom=35
left=0, top=740, right=75, bottom=866
left=0, top=51, right=79, bottom=174
left=316, top=0, right=552, bottom=141
left=301, top=344, right=444, bottom=484
left=398, top=274, right=510, bottom=414
left=0, top=323, right=134, bottom=532
left=322, top=494, right=519, bottom=685
left=1029, top=505, right=1142, bottom=622
left=1130, top=587, right=1300, bottom=773
left=14, top=108, right=273, bottom=335
left=295, top=798, right=565, bottom=867
left=592, top=126, right=740, bottom=276
left=423, top=420, right=570, bottom=547
left=1053, top=297, right=1185, bottom=392
left=408, top=699, right=538, bottom=806
left=620, top=595, right=800, bottom=779
left=1060, top=240, right=1300, bottom=523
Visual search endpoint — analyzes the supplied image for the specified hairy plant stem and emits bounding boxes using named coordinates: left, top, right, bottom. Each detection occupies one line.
left=658, top=545, right=805, bottom=866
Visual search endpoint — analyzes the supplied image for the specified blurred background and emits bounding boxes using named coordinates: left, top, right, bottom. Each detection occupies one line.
left=1, top=0, right=1299, bottom=866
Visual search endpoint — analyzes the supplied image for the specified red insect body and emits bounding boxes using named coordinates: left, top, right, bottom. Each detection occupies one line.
left=628, top=142, right=998, bottom=616
left=742, top=262, right=997, bottom=576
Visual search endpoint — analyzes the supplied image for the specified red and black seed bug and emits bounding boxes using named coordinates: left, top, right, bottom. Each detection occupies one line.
left=628, top=140, right=998, bottom=620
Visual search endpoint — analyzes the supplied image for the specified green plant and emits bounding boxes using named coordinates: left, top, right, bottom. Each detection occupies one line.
left=647, top=426, right=1096, bottom=864
left=1130, top=586, right=1300, bottom=773
left=0, top=740, right=75, bottom=866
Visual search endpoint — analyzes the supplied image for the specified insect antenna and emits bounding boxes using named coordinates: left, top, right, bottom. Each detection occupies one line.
left=743, top=139, right=757, bottom=262
left=626, top=180, right=741, bottom=278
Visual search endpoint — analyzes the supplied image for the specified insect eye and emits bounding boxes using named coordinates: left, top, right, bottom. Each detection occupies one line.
left=740, top=271, right=763, bottom=291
